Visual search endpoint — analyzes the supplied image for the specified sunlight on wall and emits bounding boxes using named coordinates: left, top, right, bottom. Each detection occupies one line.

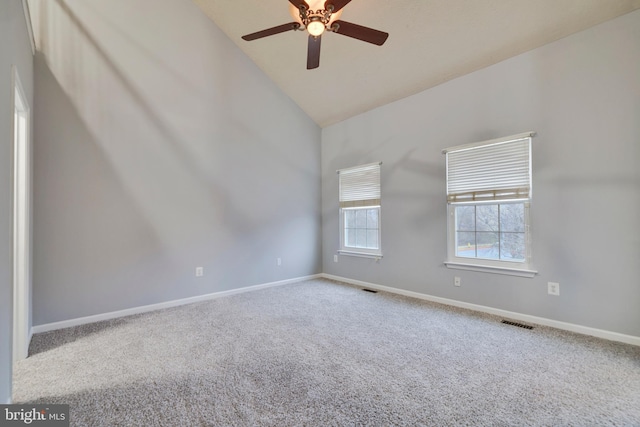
left=28, top=0, right=240, bottom=266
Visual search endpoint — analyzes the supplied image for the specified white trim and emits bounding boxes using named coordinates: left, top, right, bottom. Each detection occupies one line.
left=30, top=272, right=640, bottom=345
left=339, top=206, right=382, bottom=257
left=32, top=274, right=321, bottom=334
left=321, top=274, right=640, bottom=347
left=337, top=250, right=383, bottom=260
left=21, top=0, right=36, bottom=54
left=446, top=201, right=534, bottom=277
left=11, top=66, right=31, bottom=363
left=442, top=131, right=535, bottom=154
left=444, top=261, right=537, bottom=278
left=336, top=161, right=382, bottom=174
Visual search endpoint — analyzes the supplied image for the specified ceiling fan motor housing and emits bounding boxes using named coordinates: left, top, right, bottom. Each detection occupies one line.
left=289, top=1, right=342, bottom=35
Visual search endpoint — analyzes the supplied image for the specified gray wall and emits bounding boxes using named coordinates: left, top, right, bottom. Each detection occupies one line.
left=1, top=0, right=34, bottom=404
left=31, top=0, right=321, bottom=325
left=322, top=11, right=640, bottom=337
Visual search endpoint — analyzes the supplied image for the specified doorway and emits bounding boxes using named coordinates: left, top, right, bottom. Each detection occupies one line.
left=12, top=66, right=30, bottom=363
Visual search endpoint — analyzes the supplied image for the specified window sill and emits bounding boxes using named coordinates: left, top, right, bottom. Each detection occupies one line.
left=338, top=250, right=383, bottom=260
left=444, top=261, right=537, bottom=278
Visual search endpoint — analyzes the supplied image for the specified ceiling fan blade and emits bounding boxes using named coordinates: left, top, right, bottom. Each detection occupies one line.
left=242, top=22, right=300, bottom=41
left=289, top=0, right=310, bottom=11
left=324, top=0, right=352, bottom=13
left=332, top=20, right=388, bottom=46
left=307, top=35, right=321, bottom=69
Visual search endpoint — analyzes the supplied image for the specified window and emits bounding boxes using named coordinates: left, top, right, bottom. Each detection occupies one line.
left=443, top=132, right=536, bottom=277
left=454, top=203, right=526, bottom=261
left=338, top=162, right=382, bottom=257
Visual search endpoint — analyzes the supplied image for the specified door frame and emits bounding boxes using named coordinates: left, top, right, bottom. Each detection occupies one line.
left=11, top=65, right=31, bottom=363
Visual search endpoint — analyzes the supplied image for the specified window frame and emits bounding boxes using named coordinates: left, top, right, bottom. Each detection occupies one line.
left=337, top=162, right=383, bottom=259
left=443, top=133, right=537, bottom=277
left=445, top=200, right=535, bottom=277
left=339, top=205, right=382, bottom=258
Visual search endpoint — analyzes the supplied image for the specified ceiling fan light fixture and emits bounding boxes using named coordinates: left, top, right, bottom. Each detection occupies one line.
left=307, top=19, right=325, bottom=36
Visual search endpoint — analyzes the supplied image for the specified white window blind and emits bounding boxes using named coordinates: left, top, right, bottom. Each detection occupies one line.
left=443, top=132, right=534, bottom=203
left=338, top=162, right=381, bottom=208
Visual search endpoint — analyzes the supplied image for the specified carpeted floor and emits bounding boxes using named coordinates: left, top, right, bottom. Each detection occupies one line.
left=13, top=278, right=640, bottom=426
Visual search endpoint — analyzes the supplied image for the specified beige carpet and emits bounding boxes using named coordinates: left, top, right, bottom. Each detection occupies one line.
left=13, top=278, right=640, bottom=426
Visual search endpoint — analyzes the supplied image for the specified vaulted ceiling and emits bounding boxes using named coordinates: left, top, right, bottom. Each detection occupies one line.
left=196, top=0, right=640, bottom=127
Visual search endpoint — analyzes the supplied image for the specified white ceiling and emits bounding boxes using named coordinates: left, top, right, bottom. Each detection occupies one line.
left=194, top=0, right=640, bottom=127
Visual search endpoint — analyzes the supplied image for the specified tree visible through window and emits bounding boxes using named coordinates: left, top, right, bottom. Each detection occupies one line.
left=455, top=203, right=525, bottom=261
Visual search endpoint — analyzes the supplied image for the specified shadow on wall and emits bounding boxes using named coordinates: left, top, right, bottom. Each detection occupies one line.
left=76, top=0, right=320, bottom=199
left=33, top=0, right=238, bottom=255
left=33, top=53, right=164, bottom=283
left=324, top=131, right=445, bottom=227
left=31, top=0, right=319, bottom=262
left=30, top=0, right=322, bottom=324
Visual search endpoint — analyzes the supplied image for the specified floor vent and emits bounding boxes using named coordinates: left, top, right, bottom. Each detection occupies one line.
left=501, top=320, right=533, bottom=330
left=362, top=289, right=378, bottom=293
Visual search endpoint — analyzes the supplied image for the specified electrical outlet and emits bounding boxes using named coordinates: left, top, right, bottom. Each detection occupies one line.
left=454, top=276, right=461, bottom=287
left=195, top=267, right=204, bottom=277
left=277, top=257, right=282, bottom=266
left=334, top=254, right=338, bottom=263
left=548, top=282, right=560, bottom=296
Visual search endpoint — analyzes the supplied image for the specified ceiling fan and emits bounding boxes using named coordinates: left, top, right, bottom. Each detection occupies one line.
left=241, top=0, right=389, bottom=70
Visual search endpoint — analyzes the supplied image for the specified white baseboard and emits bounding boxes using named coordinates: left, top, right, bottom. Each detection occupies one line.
left=30, top=272, right=640, bottom=346
left=322, top=273, right=640, bottom=347
left=32, top=274, right=322, bottom=334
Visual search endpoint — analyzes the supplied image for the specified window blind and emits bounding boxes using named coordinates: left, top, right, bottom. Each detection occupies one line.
left=443, top=132, right=533, bottom=203
left=338, top=162, right=381, bottom=208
